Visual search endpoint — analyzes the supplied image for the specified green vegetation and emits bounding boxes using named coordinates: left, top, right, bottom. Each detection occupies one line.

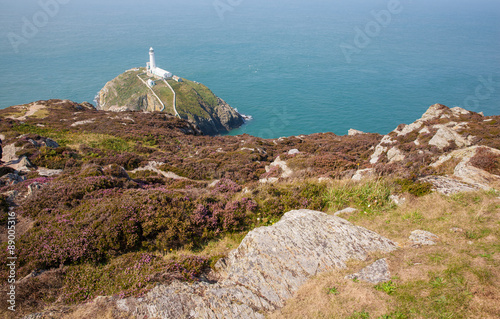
left=323, top=179, right=394, bottom=215
left=103, top=69, right=150, bottom=108
left=168, top=79, right=216, bottom=120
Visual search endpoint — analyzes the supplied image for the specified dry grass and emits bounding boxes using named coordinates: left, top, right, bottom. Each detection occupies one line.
left=267, top=190, right=500, bottom=318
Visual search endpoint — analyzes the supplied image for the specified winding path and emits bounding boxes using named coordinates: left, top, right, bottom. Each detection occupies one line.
left=136, top=73, right=180, bottom=118
left=136, top=74, right=166, bottom=112
left=163, top=79, right=180, bottom=118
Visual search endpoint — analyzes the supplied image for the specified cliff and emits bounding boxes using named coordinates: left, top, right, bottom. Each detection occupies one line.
left=0, top=101, right=499, bottom=319
left=96, top=68, right=244, bottom=135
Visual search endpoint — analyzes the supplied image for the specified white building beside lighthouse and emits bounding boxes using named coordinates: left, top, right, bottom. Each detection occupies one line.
left=146, top=47, right=172, bottom=79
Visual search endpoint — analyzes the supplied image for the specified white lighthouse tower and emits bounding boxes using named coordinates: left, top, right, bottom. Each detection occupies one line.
left=149, top=47, right=156, bottom=69
left=147, top=47, right=172, bottom=79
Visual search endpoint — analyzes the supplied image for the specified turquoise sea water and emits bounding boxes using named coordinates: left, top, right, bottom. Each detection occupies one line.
left=1, top=0, right=499, bottom=138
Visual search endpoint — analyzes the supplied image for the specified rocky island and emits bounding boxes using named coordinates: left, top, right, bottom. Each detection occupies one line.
left=96, top=48, right=244, bottom=136
left=0, top=100, right=499, bottom=318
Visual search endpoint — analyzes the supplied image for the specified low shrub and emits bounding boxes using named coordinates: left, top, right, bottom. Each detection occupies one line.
left=469, top=147, right=500, bottom=175
left=395, top=178, right=433, bottom=197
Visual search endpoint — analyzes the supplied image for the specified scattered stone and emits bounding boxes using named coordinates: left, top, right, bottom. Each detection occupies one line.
left=116, top=210, right=397, bottom=318
left=288, top=149, right=300, bottom=155
left=44, top=138, right=59, bottom=148
left=260, top=156, right=293, bottom=184
left=387, top=147, right=405, bottom=163
left=352, top=168, right=374, bottom=181
left=450, top=227, right=464, bottom=233
left=259, top=177, right=279, bottom=184
left=37, top=168, right=63, bottom=177
left=71, top=118, right=95, bottom=127
left=419, top=175, right=482, bottom=195
left=27, top=182, right=42, bottom=196
left=409, top=230, right=439, bottom=247
left=348, top=129, right=365, bottom=136
left=130, top=161, right=187, bottom=180
left=2, top=143, right=20, bottom=163
left=345, top=259, right=391, bottom=284
left=389, top=195, right=406, bottom=206
left=334, top=207, right=358, bottom=216
left=208, top=180, right=220, bottom=188
left=318, top=176, right=333, bottom=183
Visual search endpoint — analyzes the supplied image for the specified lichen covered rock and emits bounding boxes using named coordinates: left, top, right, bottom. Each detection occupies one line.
left=116, top=210, right=397, bottom=318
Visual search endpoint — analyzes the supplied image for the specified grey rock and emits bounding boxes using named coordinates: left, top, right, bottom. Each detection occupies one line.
left=345, top=259, right=391, bottom=284
left=118, top=210, right=397, bottom=318
left=334, top=207, right=358, bottom=216
left=27, top=182, right=42, bottom=196
left=428, top=126, right=469, bottom=150
left=418, top=175, right=481, bottom=195
left=409, top=230, right=439, bottom=246
left=348, top=129, right=365, bottom=136
left=43, top=138, right=59, bottom=148
left=288, top=149, right=300, bottom=155
left=37, top=168, right=63, bottom=177
left=352, top=168, right=374, bottom=181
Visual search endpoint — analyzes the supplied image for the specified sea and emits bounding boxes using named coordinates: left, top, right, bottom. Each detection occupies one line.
left=1, top=0, right=499, bottom=138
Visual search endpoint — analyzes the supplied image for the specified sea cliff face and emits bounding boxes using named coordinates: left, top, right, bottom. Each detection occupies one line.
left=96, top=68, right=244, bottom=135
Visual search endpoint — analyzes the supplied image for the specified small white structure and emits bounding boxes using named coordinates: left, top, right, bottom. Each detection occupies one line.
left=147, top=47, right=172, bottom=79
left=147, top=79, right=155, bottom=87
left=172, top=75, right=183, bottom=82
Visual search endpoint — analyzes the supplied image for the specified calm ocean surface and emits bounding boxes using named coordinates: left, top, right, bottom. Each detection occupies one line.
left=1, top=0, right=499, bottom=138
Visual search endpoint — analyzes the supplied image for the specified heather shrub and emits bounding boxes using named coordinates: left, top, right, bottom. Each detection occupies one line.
left=165, top=255, right=209, bottom=282
left=20, top=175, right=125, bottom=217
left=31, top=146, right=80, bottom=169
left=288, top=153, right=358, bottom=177
left=211, top=178, right=242, bottom=194
left=469, top=147, right=500, bottom=175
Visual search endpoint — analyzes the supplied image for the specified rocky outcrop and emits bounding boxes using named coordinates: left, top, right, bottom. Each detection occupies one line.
left=348, top=128, right=365, bottom=136
left=419, top=175, right=482, bottom=195
left=428, top=146, right=500, bottom=192
left=188, top=99, right=244, bottom=136
left=370, top=104, right=478, bottom=165
left=116, top=210, right=397, bottom=318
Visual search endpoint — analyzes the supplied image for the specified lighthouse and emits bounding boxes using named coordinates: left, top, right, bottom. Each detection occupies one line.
left=147, top=47, right=172, bottom=79
left=149, top=47, right=156, bottom=69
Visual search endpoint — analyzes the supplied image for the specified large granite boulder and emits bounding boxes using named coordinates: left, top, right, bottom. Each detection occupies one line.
left=117, top=209, right=397, bottom=318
